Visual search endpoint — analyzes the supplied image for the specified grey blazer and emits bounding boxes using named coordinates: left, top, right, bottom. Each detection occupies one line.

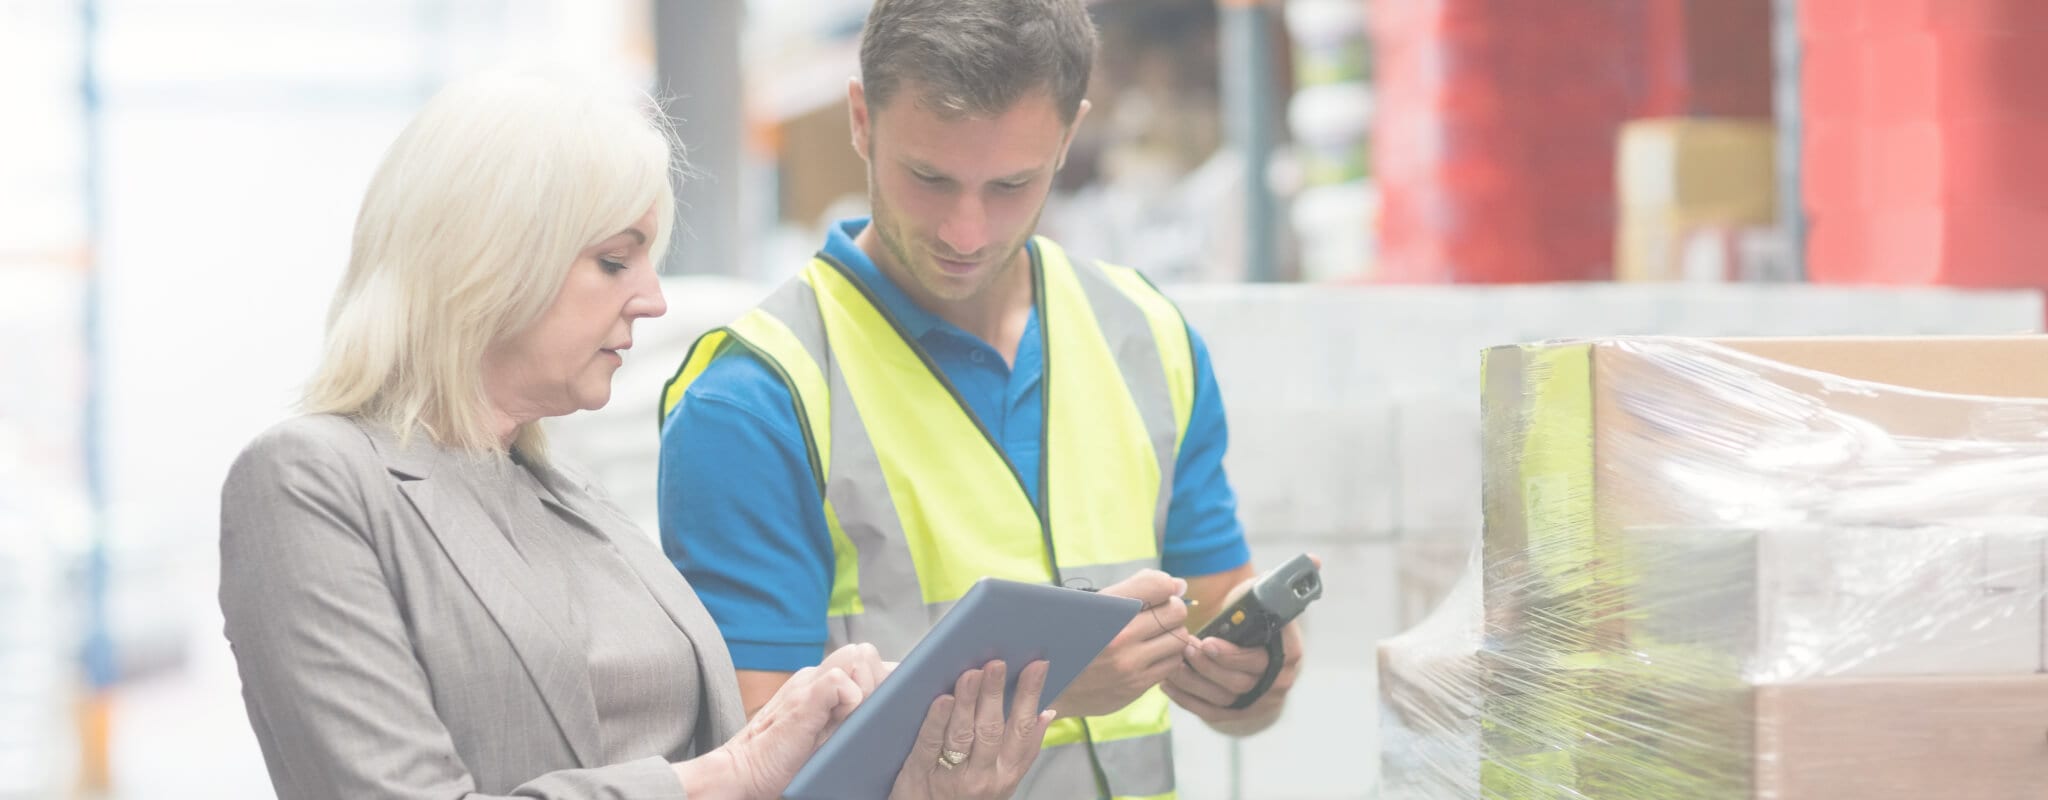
left=219, top=414, right=747, bottom=799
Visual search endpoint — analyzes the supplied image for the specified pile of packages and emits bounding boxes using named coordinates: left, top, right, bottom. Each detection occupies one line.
left=1379, top=335, right=2048, bottom=798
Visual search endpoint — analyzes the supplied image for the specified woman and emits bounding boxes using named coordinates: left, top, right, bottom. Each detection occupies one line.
left=218, top=68, right=1051, bottom=800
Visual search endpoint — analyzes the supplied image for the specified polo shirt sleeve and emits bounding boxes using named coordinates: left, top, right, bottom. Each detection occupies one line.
left=1160, top=324, right=1254, bottom=578
left=658, top=348, right=834, bottom=672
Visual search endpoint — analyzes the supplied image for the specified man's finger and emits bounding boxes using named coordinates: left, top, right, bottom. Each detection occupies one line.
left=1101, top=569, right=1185, bottom=607
left=1195, top=636, right=1273, bottom=673
left=1166, top=659, right=1241, bottom=707
left=1162, top=682, right=1230, bottom=720
left=1130, top=629, right=1194, bottom=672
left=1181, top=644, right=1261, bottom=694
left=1147, top=596, right=1189, bottom=630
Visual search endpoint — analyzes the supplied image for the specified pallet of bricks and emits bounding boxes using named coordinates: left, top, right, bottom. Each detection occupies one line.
left=1378, top=335, right=2048, bottom=799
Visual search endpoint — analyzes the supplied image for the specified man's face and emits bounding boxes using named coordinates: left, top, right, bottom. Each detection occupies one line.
left=850, top=81, right=1087, bottom=303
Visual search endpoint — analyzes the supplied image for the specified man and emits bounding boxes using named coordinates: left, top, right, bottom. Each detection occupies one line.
left=657, top=1, right=1305, bottom=796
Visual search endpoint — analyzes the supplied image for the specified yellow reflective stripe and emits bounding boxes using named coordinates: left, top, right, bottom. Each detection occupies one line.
left=1037, top=241, right=1162, bottom=570
left=660, top=328, right=730, bottom=425
left=1119, top=793, right=1177, bottom=800
left=726, top=308, right=832, bottom=473
left=823, top=499, right=861, bottom=617
left=1042, top=716, right=1088, bottom=748
left=1085, top=687, right=1172, bottom=742
left=805, top=260, right=1051, bottom=603
left=1098, top=265, right=1195, bottom=453
left=1037, top=688, right=1170, bottom=748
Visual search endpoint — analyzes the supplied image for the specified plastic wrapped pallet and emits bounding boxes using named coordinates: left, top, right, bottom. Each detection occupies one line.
left=1378, top=336, right=2048, bottom=799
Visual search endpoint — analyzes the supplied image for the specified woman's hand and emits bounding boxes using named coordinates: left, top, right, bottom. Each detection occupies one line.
left=889, top=659, right=1055, bottom=800
left=681, top=643, right=889, bottom=800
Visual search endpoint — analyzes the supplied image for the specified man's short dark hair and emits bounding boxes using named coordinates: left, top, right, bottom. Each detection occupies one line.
left=859, top=0, right=1098, bottom=124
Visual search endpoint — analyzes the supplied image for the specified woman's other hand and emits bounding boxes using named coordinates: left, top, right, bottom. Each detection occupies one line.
left=889, top=659, right=1054, bottom=800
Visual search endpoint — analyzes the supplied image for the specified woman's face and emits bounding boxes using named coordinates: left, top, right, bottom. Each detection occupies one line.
left=483, top=204, right=667, bottom=424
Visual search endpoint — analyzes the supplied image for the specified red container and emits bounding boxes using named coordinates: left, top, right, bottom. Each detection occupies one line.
left=1803, top=0, right=2048, bottom=293
left=1809, top=204, right=2048, bottom=286
left=1374, top=0, right=1772, bottom=284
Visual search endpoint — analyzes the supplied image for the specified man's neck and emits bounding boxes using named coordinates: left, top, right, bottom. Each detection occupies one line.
left=855, top=226, right=1035, bottom=361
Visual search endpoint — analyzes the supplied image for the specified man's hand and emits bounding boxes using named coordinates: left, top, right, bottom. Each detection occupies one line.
left=1164, top=558, right=1317, bottom=737
left=1045, top=569, right=1189, bottom=719
left=1163, top=617, right=1302, bottom=736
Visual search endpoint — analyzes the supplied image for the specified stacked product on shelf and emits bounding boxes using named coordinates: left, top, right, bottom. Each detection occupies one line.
left=1371, top=0, right=1774, bottom=284
left=1371, top=1, right=1640, bottom=282
left=1284, top=0, right=1375, bottom=283
left=1380, top=335, right=2048, bottom=799
left=1802, top=1, right=2048, bottom=295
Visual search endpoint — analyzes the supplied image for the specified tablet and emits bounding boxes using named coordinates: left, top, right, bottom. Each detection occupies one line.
left=782, top=577, right=1141, bottom=800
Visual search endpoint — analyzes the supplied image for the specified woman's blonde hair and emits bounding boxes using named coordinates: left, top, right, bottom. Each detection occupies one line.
left=304, top=67, right=679, bottom=458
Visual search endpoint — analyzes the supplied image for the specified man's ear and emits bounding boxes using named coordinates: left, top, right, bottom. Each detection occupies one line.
left=1055, top=98, right=1092, bottom=171
left=848, top=78, right=873, bottom=163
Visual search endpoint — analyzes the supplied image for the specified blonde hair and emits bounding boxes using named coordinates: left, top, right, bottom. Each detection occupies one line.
left=304, top=67, right=679, bottom=458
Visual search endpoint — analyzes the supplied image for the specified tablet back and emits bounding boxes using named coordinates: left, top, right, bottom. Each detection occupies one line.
left=783, top=578, right=1141, bottom=800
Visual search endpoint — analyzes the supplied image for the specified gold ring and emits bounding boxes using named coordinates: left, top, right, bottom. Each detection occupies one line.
left=938, top=749, right=968, bottom=769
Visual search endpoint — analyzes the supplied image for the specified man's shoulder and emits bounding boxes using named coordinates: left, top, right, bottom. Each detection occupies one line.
left=1037, top=238, right=1194, bottom=335
left=674, top=345, right=794, bottom=413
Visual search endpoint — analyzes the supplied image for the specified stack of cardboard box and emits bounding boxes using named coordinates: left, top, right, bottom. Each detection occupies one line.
left=1382, top=335, right=2048, bottom=798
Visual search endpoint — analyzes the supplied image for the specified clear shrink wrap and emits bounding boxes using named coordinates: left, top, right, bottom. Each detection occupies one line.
left=1379, top=336, right=2048, bottom=800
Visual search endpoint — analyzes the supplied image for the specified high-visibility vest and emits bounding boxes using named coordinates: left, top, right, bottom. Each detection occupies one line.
left=661, top=237, right=1194, bottom=799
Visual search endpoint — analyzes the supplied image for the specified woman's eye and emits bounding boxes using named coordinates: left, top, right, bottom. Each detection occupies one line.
left=600, top=258, right=628, bottom=273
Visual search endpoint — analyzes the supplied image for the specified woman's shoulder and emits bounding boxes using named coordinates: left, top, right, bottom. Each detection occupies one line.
left=241, top=413, right=374, bottom=459
left=227, top=414, right=381, bottom=488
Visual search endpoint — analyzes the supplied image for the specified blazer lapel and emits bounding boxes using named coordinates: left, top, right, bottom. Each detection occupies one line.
left=531, top=463, right=749, bottom=746
left=369, top=426, right=606, bottom=768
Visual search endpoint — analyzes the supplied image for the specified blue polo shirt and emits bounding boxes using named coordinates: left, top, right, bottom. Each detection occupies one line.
left=657, top=217, right=1249, bottom=672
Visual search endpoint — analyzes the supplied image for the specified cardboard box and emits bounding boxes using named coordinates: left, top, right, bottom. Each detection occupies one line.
left=1376, top=639, right=1483, bottom=799
left=1755, top=673, right=2048, bottom=800
left=1631, top=524, right=2046, bottom=679
left=1617, top=119, right=1777, bottom=212
left=1614, top=119, right=1777, bottom=282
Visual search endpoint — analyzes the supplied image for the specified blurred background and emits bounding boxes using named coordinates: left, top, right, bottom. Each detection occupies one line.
left=4, top=0, right=2046, bottom=798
